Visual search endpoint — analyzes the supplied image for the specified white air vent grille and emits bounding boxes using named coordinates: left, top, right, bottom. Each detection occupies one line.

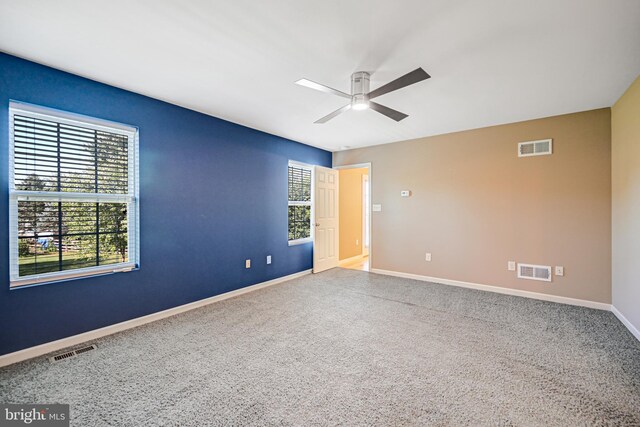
left=49, top=344, right=97, bottom=362
left=517, top=263, right=552, bottom=282
left=518, top=139, right=552, bottom=157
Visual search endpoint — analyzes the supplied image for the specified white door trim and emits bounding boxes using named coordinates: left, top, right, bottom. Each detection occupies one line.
left=362, top=173, right=370, bottom=257
left=333, top=162, right=372, bottom=270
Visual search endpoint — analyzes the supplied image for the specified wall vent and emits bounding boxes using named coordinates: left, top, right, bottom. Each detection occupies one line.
left=517, top=263, right=552, bottom=282
left=518, top=139, right=552, bottom=157
left=49, top=344, right=97, bottom=362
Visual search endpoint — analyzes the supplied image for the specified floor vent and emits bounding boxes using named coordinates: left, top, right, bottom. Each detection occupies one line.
left=518, top=139, right=552, bottom=157
left=74, top=345, right=97, bottom=355
left=517, top=263, right=552, bottom=282
left=49, top=345, right=97, bottom=362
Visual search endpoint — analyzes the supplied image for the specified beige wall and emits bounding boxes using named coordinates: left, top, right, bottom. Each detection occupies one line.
left=334, top=109, right=612, bottom=303
left=612, top=75, right=640, bottom=331
left=339, top=168, right=367, bottom=260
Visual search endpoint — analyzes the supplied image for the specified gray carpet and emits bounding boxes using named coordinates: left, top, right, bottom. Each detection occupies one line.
left=1, top=268, right=639, bottom=426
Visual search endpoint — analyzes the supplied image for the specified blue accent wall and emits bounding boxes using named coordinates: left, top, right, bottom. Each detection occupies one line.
left=0, top=53, right=331, bottom=356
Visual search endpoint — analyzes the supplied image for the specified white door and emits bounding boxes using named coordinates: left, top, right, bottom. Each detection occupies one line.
left=313, top=166, right=339, bottom=273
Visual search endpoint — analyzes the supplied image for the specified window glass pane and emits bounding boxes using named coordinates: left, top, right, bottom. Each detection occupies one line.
left=14, top=116, right=59, bottom=191
left=13, top=115, right=129, bottom=194
left=288, top=205, right=311, bottom=240
left=17, top=200, right=128, bottom=277
left=297, top=206, right=311, bottom=239
left=61, top=234, right=97, bottom=271
left=59, top=122, right=98, bottom=192
left=288, top=207, right=296, bottom=240
left=99, top=203, right=129, bottom=265
left=96, top=131, right=129, bottom=194
left=18, top=200, right=59, bottom=237
left=17, top=200, right=60, bottom=276
left=63, top=202, right=97, bottom=234
left=288, top=166, right=311, bottom=202
left=18, top=237, right=59, bottom=276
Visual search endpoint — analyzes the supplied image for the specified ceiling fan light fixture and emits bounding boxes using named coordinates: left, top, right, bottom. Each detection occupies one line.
left=351, top=94, right=369, bottom=110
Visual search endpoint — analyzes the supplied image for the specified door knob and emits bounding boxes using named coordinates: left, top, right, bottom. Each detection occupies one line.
left=315, top=222, right=320, bottom=227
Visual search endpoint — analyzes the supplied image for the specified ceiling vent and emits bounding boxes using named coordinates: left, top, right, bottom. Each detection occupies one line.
left=49, top=344, right=97, bottom=362
left=517, top=263, right=552, bottom=282
left=518, top=139, right=552, bottom=157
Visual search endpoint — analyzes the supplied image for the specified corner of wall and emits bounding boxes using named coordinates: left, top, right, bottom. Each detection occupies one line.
left=611, top=73, right=640, bottom=341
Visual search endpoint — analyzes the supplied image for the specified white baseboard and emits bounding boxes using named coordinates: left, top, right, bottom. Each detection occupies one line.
left=338, top=254, right=364, bottom=267
left=370, top=268, right=611, bottom=311
left=0, top=269, right=312, bottom=368
left=611, top=305, right=640, bottom=342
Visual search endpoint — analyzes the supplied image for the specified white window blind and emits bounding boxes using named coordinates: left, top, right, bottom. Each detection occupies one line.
left=8, top=102, right=139, bottom=288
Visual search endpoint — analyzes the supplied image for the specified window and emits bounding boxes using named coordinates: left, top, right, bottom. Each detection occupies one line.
left=9, top=102, right=139, bottom=288
left=288, top=162, right=312, bottom=244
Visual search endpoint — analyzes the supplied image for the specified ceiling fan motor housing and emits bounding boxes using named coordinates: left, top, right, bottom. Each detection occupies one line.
left=351, top=71, right=370, bottom=109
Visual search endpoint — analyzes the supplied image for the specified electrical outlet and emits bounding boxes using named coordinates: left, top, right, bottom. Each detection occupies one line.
left=245, top=259, right=251, bottom=269
left=555, top=266, right=564, bottom=276
left=508, top=261, right=516, bottom=271
left=266, top=255, right=272, bottom=265
left=425, top=253, right=432, bottom=262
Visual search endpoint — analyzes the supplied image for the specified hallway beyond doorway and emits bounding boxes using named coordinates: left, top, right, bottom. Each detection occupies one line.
left=341, top=256, right=369, bottom=272
left=337, top=165, right=371, bottom=271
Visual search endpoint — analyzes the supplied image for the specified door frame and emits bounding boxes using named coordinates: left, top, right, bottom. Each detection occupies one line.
left=333, top=162, right=372, bottom=270
left=362, top=173, right=370, bottom=257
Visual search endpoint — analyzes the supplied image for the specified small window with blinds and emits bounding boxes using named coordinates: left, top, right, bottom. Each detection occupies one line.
left=8, top=102, right=139, bottom=288
left=288, top=162, right=312, bottom=244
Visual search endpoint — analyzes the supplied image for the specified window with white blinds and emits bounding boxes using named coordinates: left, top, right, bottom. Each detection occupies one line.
left=288, top=162, right=312, bottom=244
left=8, top=102, right=139, bottom=288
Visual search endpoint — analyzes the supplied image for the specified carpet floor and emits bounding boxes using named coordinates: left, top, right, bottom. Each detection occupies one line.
left=1, top=268, right=639, bottom=426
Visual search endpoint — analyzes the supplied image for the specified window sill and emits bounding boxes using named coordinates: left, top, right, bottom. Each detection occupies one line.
left=10, top=262, right=137, bottom=289
left=288, top=238, right=313, bottom=246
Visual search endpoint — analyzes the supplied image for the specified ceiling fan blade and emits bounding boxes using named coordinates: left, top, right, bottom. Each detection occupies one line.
left=367, top=68, right=431, bottom=100
left=369, top=101, right=408, bottom=122
left=296, top=79, right=351, bottom=99
left=314, top=104, right=351, bottom=124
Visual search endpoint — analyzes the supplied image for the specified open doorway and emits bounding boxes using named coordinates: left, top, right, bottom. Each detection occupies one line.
left=336, top=164, right=371, bottom=272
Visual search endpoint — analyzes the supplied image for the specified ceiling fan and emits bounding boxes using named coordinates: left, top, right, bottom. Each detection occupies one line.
left=295, top=68, right=430, bottom=124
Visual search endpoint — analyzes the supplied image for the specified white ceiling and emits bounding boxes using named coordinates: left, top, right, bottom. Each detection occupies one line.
left=1, top=1, right=639, bottom=152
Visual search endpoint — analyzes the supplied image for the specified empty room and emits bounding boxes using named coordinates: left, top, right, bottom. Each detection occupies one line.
left=1, top=1, right=639, bottom=425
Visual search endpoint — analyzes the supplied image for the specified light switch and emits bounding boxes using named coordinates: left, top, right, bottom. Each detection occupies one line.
left=372, top=204, right=382, bottom=212
left=266, top=255, right=272, bottom=265
left=245, top=259, right=251, bottom=269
